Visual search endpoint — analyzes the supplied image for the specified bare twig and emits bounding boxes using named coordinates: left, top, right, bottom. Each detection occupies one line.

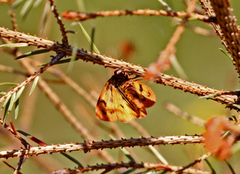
left=164, top=102, right=206, bottom=127
left=0, top=135, right=204, bottom=159
left=61, top=162, right=210, bottom=174
left=173, top=152, right=211, bottom=174
left=61, top=9, right=215, bottom=23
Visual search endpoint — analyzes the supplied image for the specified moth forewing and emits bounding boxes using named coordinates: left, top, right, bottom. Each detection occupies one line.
left=111, top=85, right=137, bottom=122
left=96, top=82, right=119, bottom=122
left=116, top=83, right=145, bottom=121
left=132, top=80, right=156, bottom=108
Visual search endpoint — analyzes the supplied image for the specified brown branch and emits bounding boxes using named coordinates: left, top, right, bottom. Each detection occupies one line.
left=61, top=9, right=215, bottom=23
left=9, top=7, right=18, bottom=31
left=145, top=20, right=186, bottom=78
left=173, top=153, right=211, bottom=174
left=204, top=0, right=240, bottom=75
left=0, top=135, right=204, bottom=159
left=146, top=0, right=197, bottom=78
left=61, top=162, right=210, bottom=174
left=199, top=0, right=227, bottom=49
left=164, top=102, right=206, bottom=127
left=49, top=0, right=68, bottom=46
left=0, top=64, right=27, bottom=76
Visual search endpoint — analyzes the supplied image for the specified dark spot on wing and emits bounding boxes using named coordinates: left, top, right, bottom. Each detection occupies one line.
left=141, top=97, right=146, bottom=101
left=110, top=109, right=114, bottom=114
left=100, top=100, right=107, bottom=107
left=120, top=104, right=124, bottom=108
left=102, top=109, right=107, bottom=115
left=109, top=87, right=114, bottom=102
left=106, top=84, right=111, bottom=91
left=139, top=84, right=143, bottom=92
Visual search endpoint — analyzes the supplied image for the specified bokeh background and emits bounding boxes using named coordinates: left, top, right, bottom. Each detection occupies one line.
left=1, top=0, right=240, bottom=173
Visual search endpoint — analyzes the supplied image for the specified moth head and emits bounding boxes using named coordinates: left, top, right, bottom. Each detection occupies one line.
left=114, top=69, right=129, bottom=79
left=114, top=69, right=124, bottom=75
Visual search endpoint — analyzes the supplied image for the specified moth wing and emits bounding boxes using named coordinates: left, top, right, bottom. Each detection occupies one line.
left=96, top=81, right=118, bottom=122
left=131, top=80, right=156, bottom=108
left=115, top=87, right=139, bottom=122
left=96, top=81, right=137, bottom=122
left=122, top=80, right=147, bottom=118
left=123, top=94, right=147, bottom=119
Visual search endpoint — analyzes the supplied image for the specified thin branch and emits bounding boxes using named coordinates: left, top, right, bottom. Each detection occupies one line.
left=0, top=135, right=204, bottom=159
left=0, top=64, right=27, bottom=76
left=164, top=102, right=206, bottom=127
left=205, top=0, right=240, bottom=75
left=173, top=152, right=211, bottom=174
left=61, top=9, right=215, bottom=23
left=60, top=162, right=210, bottom=174
left=146, top=0, right=197, bottom=78
left=49, top=0, right=69, bottom=46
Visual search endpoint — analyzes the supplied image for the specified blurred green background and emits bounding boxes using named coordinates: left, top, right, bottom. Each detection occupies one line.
left=1, top=0, right=240, bottom=173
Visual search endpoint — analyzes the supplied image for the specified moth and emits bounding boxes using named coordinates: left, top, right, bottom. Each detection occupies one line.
left=96, top=70, right=156, bottom=122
